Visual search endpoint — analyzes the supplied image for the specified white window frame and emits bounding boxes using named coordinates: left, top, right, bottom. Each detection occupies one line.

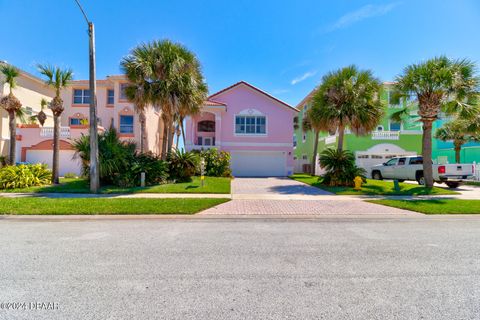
left=107, top=89, right=115, bottom=105
left=234, top=115, right=267, bottom=136
left=376, top=125, right=384, bottom=132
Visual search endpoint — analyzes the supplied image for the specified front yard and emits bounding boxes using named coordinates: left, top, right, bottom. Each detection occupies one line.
left=369, top=199, right=480, bottom=214
left=0, top=176, right=231, bottom=194
left=290, top=174, right=457, bottom=196
left=0, top=197, right=229, bottom=215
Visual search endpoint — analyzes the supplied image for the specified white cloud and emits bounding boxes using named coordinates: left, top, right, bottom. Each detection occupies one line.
left=272, top=89, right=290, bottom=95
left=291, top=71, right=317, bottom=85
left=328, top=2, right=401, bottom=32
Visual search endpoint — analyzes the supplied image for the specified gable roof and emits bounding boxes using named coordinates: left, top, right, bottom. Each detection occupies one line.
left=208, top=81, right=298, bottom=112
left=204, top=99, right=227, bottom=106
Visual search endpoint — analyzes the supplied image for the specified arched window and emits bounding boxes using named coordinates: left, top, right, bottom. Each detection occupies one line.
left=198, top=120, right=215, bottom=132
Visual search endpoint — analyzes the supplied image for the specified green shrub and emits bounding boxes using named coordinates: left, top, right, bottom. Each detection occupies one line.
left=194, top=148, right=232, bottom=177
left=319, top=148, right=366, bottom=187
left=0, top=164, right=52, bottom=189
left=167, top=149, right=198, bottom=182
left=0, top=156, right=6, bottom=168
left=73, top=129, right=168, bottom=187
left=63, top=172, right=78, bottom=179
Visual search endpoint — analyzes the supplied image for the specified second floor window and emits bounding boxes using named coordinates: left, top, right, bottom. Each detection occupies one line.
left=69, top=118, right=86, bottom=126
left=119, top=83, right=129, bottom=100
left=235, top=115, right=266, bottom=135
left=107, top=89, right=114, bottom=105
left=73, top=89, right=90, bottom=104
left=119, top=115, right=134, bottom=134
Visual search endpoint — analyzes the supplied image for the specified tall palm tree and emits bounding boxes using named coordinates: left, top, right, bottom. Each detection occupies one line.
left=301, top=107, right=323, bottom=175
left=37, top=64, right=74, bottom=184
left=435, top=118, right=480, bottom=163
left=393, top=56, right=480, bottom=187
left=37, top=98, right=49, bottom=126
left=148, top=40, right=208, bottom=155
left=0, top=64, right=22, bottom=164
left=120, top=47, right=152, bottom=153
left=311, top=65, right=384, bottom=152
left=120, top=40, right=207, bottom=157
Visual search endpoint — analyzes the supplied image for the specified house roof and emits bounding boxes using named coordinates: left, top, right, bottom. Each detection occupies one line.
left=208, top=81, right=298, bottom=112
left=204, top=99, right=227, bottom=106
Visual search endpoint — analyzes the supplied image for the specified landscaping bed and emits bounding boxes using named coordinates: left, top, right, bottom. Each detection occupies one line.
left=0, top=198, right=229, bottom=215
left=0, top=176, right=231, bottom=194
left=290, top=174, right=457, bottom=196
left=369, top=199, right=480, bottom=214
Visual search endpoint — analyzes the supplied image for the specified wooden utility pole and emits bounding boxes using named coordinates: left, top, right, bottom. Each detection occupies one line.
left=75, top=0, right=100, bottom=192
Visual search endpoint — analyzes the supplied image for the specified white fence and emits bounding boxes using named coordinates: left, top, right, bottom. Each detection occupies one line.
left=40, top=127, right=71, bottom=138
left=474, top=163, right=480, bottom=181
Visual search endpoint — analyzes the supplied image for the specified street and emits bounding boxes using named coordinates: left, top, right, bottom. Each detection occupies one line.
left=1, top=216, right=480, bottom=319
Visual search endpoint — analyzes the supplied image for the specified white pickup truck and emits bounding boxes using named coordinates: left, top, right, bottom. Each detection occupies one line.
left=371, top=156, right=475, bottom=188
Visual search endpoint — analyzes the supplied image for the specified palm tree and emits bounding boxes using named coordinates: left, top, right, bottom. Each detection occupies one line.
left=0, top=64, right=22, bottom=164
left=311, top=65, right=384, bottom=152
left=37, top=98, right=49, bottom=126
left=120, top=40, right=207, bottom=157
left=301, top=107, right=322, bottom=175
left=435, top=118, right=480, bottom=163
left=37, top=64, right=74, bottom=184
left=148, top=40, right=208, bottom=155
left=393, top=56, right=480, bottom=187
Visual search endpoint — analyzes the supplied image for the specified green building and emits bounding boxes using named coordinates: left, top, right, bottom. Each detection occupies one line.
left=293, top=83, right=480, bottom=176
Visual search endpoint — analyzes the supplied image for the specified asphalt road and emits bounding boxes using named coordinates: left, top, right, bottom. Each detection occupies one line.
left=1, top=216, right=480, bottom=320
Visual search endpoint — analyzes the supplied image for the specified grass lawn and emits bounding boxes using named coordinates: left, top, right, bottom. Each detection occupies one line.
left=0, top=176, right=231, bottom=194
left=369, top=199, right=480, bottom=214
left=465, top=181, right=480, bottom=186
left=290, top=174, right=458, bottom=196
left=0, top=198, right=229, bottom=215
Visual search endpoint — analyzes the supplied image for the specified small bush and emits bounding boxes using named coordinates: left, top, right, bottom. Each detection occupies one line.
left=168, top=149, right=198, bottom=182
left=0, top=156, right=6, bottom=168
left=193, top=148, right=232, bottom=177
left=319, top=148, right=366, bottom=187
left=0, top=164, right=52, bottom=189
left=116, top=152, right=169, bottom=187
left=63, top=172, right=78, bottom=179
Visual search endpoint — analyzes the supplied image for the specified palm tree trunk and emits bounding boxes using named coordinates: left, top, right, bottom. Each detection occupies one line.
left=180, top=120, right=186, bottom=148
left=422, top=120, right=434, bottom=188
left=161, top=115, right=168, bottom=159
left=454, top=142, right=462, bottom=164
left=139, top=111, right=146, bottom=153
left=8, top=110, right=16, bottom=165
left=167, top=121, right=175, bottom=152
left=52, top=114, right=60, bottom=184
left=311, top=130, right=320, bottom=175
left=337, top=125, right=345, bottom=151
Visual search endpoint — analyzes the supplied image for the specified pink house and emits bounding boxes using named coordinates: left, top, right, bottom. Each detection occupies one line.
left=185, top=81, right=298, bottom=177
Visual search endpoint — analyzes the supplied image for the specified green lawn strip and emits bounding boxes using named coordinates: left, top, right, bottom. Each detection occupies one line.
left=369, top=199, right=480, bottom=214
left=0, top=198, right=229, bottom=215
left=465, top=181, right=480, bottom=186
left=290, top=174, right=457, bottom=196
left=1, top=176, right=231, bottom=194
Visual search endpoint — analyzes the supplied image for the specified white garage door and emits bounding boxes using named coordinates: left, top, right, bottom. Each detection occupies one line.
left=26, top=150, right=82, bottom=176
left=231, top=151, right=286, bottom=177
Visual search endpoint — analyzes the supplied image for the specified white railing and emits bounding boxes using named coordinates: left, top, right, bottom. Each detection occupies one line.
left=40, top=127, right=71, bottom=138
left=474, top=163, right=480, bottom=181
left=324, top=135, right=336, bottom=144
left=371, top=131, right=400, bottom=140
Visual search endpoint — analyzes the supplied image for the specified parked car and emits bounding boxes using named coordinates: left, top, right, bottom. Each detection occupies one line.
left=371, top=156, right=475, bottom=188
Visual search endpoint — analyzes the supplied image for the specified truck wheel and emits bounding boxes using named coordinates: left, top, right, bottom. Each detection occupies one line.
left=372, top=171, right=382, bottom=180
left=416, top=173, right=425, bottom=186
left=445, top=182, right=460, bottom=189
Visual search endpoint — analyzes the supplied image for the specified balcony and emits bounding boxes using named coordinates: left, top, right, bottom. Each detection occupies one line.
left=40, top=127, right=71, bottom=138
left=371, top=131, right=400, bottom=140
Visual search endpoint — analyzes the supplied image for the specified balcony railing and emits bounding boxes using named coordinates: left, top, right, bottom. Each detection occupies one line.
left=371, top=131, right=400, bottom=140
left=40, top=127, right=71, bottom=138
left=324, top=135, right=336, bottom=144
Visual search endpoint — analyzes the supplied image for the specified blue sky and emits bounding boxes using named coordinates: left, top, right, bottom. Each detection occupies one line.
left=1, top=0, right=479, bottom=106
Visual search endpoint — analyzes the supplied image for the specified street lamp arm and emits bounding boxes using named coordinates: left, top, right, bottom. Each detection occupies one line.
left=74, top=0, right=90, bottom=24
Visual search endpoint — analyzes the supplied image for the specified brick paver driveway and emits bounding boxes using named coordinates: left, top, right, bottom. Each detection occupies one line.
left=201, top=177, right=416, bottom=215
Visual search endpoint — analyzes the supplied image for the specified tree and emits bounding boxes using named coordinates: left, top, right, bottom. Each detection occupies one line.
left=37, top=98, right=48, bottom=126
left=301, top=107, right=322, bottom=175
left=37, top=64, right=74, bottom=184
left=0, top=64, right=22, bottom=164
left=310, top=65, right=384, bottom=152
left=393, top=56, right=480, bottom=187
left=120, top=40, right=207, bottom=157
left=435, top=118, right=480, bottom=163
